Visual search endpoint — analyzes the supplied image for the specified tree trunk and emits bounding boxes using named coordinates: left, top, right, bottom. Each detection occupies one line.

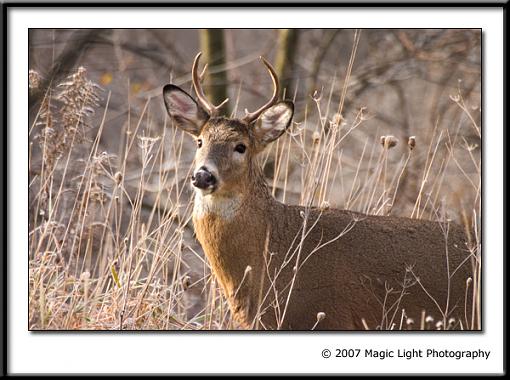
left=275, top=29, right=299, bottom=99
left=199, top=29, right=229, bottom=115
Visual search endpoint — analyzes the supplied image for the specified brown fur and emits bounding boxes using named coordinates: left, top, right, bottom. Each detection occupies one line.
left=193, top=160, right=474, bottom=330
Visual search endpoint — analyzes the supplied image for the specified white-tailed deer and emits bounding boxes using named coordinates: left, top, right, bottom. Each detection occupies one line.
left=163, top=53, right=475, bottom=330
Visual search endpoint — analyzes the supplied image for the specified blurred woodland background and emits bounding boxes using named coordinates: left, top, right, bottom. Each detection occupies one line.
left=28, top=29, right=481, bottom=330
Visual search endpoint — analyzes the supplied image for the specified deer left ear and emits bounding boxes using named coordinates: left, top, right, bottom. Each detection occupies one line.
left=253, top=101, right=294, bottom=147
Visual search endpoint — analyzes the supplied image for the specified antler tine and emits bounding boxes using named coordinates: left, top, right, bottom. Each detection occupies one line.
left=243, top=56, right=280, bottom=124
left=192, top=52, right=229, bottom=116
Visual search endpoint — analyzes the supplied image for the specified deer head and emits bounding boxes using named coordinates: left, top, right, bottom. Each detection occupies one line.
left=163, top=52, right=294, bottom=198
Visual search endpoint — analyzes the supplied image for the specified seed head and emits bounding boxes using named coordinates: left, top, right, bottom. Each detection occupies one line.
left=332, top=113, right=343, bottom=126
left=80, top=271, right=91, bottom=281
left=312, top=131, right=321, bottom=145
left=320, top=201, right=330, bottom=210
left=114, top=171, right=123, bottom=185
left=182, top=275, right=191, bottom=291
left=380, top=135, right=398, bottom=149
left=408, top=136, right=416, bottom=150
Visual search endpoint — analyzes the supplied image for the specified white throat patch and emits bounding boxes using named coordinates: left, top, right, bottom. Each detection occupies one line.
left=193, top=192, right=242, bottom=220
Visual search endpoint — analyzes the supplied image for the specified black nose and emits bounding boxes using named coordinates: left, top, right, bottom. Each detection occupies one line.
left=192, top=166, right=217, bottom=189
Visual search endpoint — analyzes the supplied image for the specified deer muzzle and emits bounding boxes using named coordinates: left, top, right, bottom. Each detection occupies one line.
left=192, top=166, right=217, bottom=192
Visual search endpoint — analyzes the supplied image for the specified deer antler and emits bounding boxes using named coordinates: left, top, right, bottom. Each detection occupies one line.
left=242, top=56, right=280, bottom=124
left=192, top=52, right=229, bottom=116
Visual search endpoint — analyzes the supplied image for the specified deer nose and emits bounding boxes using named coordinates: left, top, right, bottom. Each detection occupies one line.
left=192, top=166, right=217, bottom=189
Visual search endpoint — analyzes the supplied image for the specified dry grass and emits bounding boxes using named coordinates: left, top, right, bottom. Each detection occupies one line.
left=28, top=36, right=481, bottom=330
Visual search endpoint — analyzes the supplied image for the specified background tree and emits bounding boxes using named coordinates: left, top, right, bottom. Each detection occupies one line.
left=274, top=29, right=299, bottom=99
left=199, top=29, right=229, bottom=115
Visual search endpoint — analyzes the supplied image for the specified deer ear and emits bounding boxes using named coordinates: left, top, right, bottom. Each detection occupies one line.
left=163, top=84, right=209, bottom=136
left=253, top=101, right=294, bottom=147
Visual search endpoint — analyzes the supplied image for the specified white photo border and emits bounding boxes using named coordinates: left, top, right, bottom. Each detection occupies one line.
left=6, top=5, right=505, bottom=375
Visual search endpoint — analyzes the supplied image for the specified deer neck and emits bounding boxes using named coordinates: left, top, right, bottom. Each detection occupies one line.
left=192, top=166, right=274, bottom=325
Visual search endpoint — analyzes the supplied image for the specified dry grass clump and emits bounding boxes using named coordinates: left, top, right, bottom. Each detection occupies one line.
left=28, top=54, right=481, bottom=330
left=29, top=66, right=237, bottom=330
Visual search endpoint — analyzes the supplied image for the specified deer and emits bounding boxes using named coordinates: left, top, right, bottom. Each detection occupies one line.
left=162, top=52, right=476, bottom=330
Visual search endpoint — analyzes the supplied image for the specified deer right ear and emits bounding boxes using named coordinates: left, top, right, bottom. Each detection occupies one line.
left=163, top=84, right=209, bottom=136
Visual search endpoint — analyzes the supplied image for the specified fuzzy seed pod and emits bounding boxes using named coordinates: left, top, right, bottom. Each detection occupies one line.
left=332, top=113, right=343, bottom=126
left=114, top=171, right=123, bottom=185
left=80, top=271, right=91, bottom=281
left=182, top=275, right=191, bottom=291
left=408, top=136, right=416, bottom=150
left=380, top=135, right=398, bottom=149
left=320, top=201, right=330, bottom=210
left=312, top=131, right=321, bottom=145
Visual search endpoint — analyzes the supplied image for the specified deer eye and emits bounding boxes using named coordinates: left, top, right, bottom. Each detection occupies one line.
left=234, top=143, right=246, bottom=154
left=197, top=139, right=203, bottom=148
